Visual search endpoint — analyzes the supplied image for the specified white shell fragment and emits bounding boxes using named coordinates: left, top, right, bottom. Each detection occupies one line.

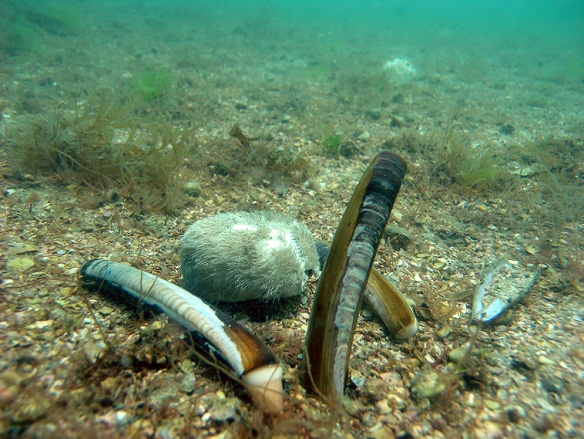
left=472, top=259, right=545, bottom=323
left=180, top=211, right=321, bottom=302
left=383, top=58, right=416, bottom=85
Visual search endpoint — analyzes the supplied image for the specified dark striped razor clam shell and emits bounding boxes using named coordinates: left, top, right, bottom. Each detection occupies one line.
left=316, top=241, right=418, bottom=340
left=304, top=151, right=408, bottom=400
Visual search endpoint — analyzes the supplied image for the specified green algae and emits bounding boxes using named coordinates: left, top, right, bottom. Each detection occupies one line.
left=133, top=69, right=173, bottom=102
left=11, top=90, right=194, bottom=214
left=441, top=130, right=502, bottom=189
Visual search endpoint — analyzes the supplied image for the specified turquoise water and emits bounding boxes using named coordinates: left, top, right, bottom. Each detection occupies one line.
left=2, top=0, right=582, bottom=203
left=3, top=1, right=583, bottom=86
left=1, top=2, right=583, bottom=437
left=1, top=0, right=582, bottom=177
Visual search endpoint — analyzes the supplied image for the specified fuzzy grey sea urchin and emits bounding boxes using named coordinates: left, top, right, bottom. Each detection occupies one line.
left=179, top=211, right=321, bottom=302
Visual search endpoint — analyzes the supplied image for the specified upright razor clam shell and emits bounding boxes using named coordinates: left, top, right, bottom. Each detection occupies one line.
left=315, top=241, right=418, bottom=340
left=180, top=211, right=321, bottom=302
left=304, top=151, right=408, bottom=399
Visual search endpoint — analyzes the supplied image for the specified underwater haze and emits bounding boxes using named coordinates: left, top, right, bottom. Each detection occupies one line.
left=2, top=1, right=583, bottom=110
left=1, top=0, right=583, bottom=438
left=99, top=1, right=583, bottom=84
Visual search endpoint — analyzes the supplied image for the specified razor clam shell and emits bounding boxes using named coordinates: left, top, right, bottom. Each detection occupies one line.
left=80, top=259, right=283, bottom=412
left=304, top=151, right=407, bottom=399
left=316, top=241, right=418, bottom=339
left=472, top=259, right=544, bottom=323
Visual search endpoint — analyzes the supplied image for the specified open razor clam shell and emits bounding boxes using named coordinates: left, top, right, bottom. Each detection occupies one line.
left=472, top=259, right=544, bottom=323
left=316, top=241, right=418, bottom=340
left=80, top=259, right=283, bottom=413
left=364, top=269, right=418, bottom=339
left=304, top=151, right=408, bottom=400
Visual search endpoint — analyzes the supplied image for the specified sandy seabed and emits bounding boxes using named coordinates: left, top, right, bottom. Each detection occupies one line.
left=1, top=4, right=583, bottom=438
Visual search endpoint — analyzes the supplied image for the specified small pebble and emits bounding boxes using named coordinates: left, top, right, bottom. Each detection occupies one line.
left=411, top=369, right=446, bottom=399
left=447, top=344, right=471, bottom=364
left=351, top=373, right=366, bottom=387
left=179, top=358, right=193, bottom=373
left=184, top=181, right=202, bottom=196
left=97, top=306, right=114, bottom=315
left=538, top=355, right=555, bottom=366
left=484, top=399, right=501, bottom=410
left=181, top=373, right=197, bottom=394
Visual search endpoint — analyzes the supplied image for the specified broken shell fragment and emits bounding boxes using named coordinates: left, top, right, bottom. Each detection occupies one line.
left=472, top=259, right=545, bottom=323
